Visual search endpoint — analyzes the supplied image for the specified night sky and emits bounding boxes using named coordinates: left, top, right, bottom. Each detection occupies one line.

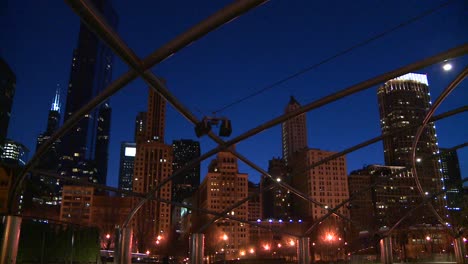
left=2, top=0, right=467, bottom=188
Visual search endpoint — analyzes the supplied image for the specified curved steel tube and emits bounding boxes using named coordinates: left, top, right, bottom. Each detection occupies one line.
left=384, top=177, right=468, bottom=237
left=124, top=46, right=468, bottom=227
left=8, top=0, right=269, bottom=212
left=410, top=65, right=468, bottom=234
left=30, top=170, right=299, bottom=237
left=125, top=45, right=468, bottom=228
left=67, top=0, right=356, bottom=228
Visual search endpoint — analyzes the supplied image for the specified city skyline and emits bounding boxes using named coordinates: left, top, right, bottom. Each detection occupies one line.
left=2, top=0, right=467, bottom=188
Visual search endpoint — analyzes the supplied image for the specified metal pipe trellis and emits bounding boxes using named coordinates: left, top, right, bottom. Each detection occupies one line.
left=65, top=0, right=355, bottom=229
left=303, top=142, right=468, bottom=236
left=410, top=65, right=468, bottom=237
left=8, top=0, right=269, bottom=213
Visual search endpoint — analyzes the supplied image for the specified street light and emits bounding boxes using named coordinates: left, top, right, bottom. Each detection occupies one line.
left=222, top=234, right=229, bottom=264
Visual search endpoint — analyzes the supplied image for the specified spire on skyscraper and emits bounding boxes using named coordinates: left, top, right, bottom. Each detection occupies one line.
left=289, top=95, right=299, bottom=105
left=51, top=84, right=61, bottom=112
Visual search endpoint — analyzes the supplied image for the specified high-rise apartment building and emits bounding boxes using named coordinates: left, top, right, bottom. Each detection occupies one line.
left=290, top=148, right=349, bottom=221
left=195, top=149, right=249, bottom=260
left=118, top=142, right=136, bottom=193
left=378, top=73, right=442, bottom=196
left=439, top=148, right=462, bottom=211
left=348, top=165, right=422, bottom=231
left=0, top=58, right=16, bottom=156
left=261, top=157, right=291, bottom=219
left=132, top=87, right=172, bottom=253
left=59, top=0, right=118, bottom=185
left=282, top=96, right=308, bottom=163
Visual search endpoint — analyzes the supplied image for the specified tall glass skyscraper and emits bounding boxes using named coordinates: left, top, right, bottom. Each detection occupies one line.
left=378, top=73, right=442, bottom=193
left=172, top=139, right=200, bottom=202
left=59, top=0, right=118, bottom=185
left=377, top=73, right=443, bottom=222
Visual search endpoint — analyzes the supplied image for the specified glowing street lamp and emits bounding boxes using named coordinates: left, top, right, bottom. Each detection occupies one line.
left=222, top=234, right=228, bottom=241
left=289, top=240, right=295, bottom=247
left=249, top=248, right=255, bottom=254
left=326, top=233, right=335, bottom=242
left=426, top=236, right=431, bottom=241
left=263, top=244, right=270, bottom=250
left=105, top=233, right=110, bottom=239
left=146, top=250, right=150, bottom=255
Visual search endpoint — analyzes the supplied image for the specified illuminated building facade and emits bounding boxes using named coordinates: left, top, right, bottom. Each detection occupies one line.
left=0, top=58, right=16, bottom=156
left=1, top=139, right=29, bottom=166
left=118, top=142, right=136, bottom=193
left=378, top=73, right=442, bottom=197
left=132, top=87, right=172, bottom=253
left=348, top=165, right=423, bottom=230
left=291, top=148, right=349, bottom=220
left=59, top=0, right=118, bottom=185
left=248, top=181, right=261, bottom=221
left=60, top=185, right=94, bottom=226
left=196, top=149, right=249, bottom=259
left=282, top=96, right=308, bottom=163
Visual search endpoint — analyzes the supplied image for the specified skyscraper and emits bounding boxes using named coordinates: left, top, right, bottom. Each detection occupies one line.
left=439, top=148, right=462, bottom=211
left=172, top=139, right=200, bottom=202
left=378, top=73, right=442, bottom=198
left=36, top=86, right=62, bottom=168
left=132, top=87, right=172, bottom=253
left=59, top=0, right=118, bottom=185
left=118, top=142, right=136, bottom=193
left=290, top=148, right=349, bottom=220
left=195, top=148, right=249, bottom=260
left=0, top=58, right=16, bottom=156
left=30, top=87, right=63, bottom=208
left=282, top=96, right=308, bottom=163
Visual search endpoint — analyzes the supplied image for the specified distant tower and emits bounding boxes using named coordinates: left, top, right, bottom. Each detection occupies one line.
left=34, top=86, right=63, bottom=202
left=118, top=142, right=136, bottom=194
left=132, top=87, right=172, bottom=253
left=172, top=139, right=200, bottom=201
left=37, top=85, right=61, bottom=152
left=0, top=58, right=16, bottom=156
left=59, top=0, right=118, bottom=185
left=378, top=73, right=442, bottom=195
left=282, top=96, right=308, bottom=163
left=439, top=148, right=462, bottom=211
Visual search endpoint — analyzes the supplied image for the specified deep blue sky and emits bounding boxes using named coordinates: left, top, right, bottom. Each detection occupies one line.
left=2, top=0, right=467, bottom=188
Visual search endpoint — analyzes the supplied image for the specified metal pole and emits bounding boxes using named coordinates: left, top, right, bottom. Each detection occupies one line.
left=380, top=236, right=393, bottom=264
left=0, top=215, right=22, bottom=264
left=120, top=227, right=132, bottom=264
left=297, top=237, right=311, bottom=264
left=454, top=236, right=467, bottom=264
left=190, top=233, right=204, bottom=264
left=113, top=227, right=122, bottom=264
